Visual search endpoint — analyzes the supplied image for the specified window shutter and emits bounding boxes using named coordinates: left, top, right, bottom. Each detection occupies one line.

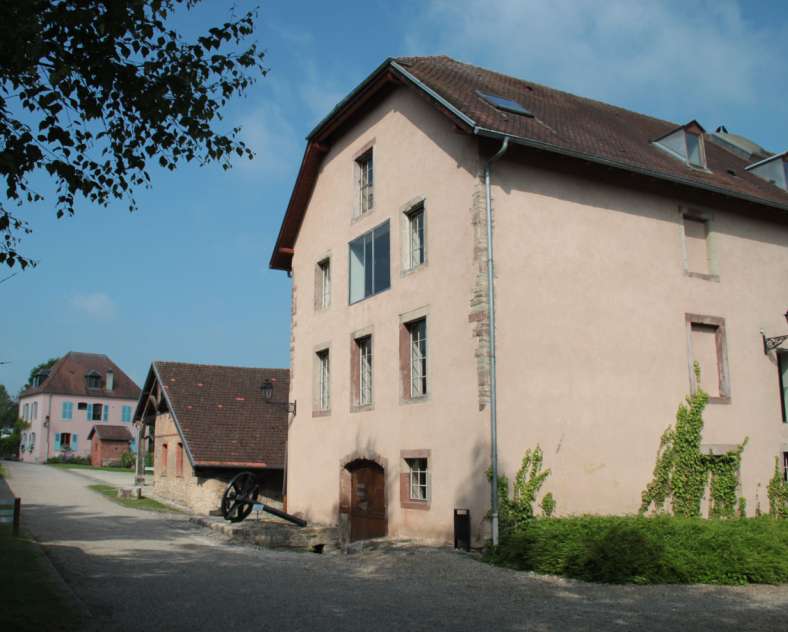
left=85, top=406, right=90, bottom=421
left=62, top=401, right=67, bottom=419
left=54, top=433, right=61, bottom=450
left=72, top=434, right=78, bottom=450
left=103, top=405, right=109, bottom=421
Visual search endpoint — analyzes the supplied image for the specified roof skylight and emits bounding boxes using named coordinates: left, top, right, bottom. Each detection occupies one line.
left=477, top=91, right=533, bottom=117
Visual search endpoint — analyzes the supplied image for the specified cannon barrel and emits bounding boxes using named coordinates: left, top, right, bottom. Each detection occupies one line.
left=258, top=503, right=307, bottom=527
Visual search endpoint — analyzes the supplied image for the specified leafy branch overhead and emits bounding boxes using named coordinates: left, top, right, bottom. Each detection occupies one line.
left=0, top=0, right=267, bottom=268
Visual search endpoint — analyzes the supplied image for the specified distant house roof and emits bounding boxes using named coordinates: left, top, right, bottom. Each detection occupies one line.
left=20, top=352, right=141, bottom=400
left=270, top=55, right=788, bottom=271
left=88, top=425, right=133, bottom=442
left=134, top=362, right=289, bottom=470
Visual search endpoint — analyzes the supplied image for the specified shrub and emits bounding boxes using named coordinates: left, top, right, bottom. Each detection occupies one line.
left=46, top=454, right=90, bottom=465
left=120, top=451, right=135, bottom=469
left=488, top=515, right=788, bottom=585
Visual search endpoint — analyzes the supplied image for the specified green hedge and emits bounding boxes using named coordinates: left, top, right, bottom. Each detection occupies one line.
left=488, top=515, right=788, bottom=585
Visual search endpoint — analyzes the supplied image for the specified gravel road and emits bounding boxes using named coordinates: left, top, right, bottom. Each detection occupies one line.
left=4, top=460, right=787, bottom=632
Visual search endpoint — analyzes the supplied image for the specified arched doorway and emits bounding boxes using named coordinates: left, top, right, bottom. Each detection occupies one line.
left=346, top=459, right=387, bottom=541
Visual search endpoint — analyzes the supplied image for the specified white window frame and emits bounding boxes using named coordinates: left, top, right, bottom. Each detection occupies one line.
left=317, top=349, right=330, bottom=412
left=356, top=149, right=374, bottom=215
left=358, top=336, right=373, bottom=406
left=406, top=203, right=425, bottom=270
left=409, top=318, right=428, bottom=398
left=317, top=258, right=331, bottom=309
left=407, top=457, right=430, bottom=501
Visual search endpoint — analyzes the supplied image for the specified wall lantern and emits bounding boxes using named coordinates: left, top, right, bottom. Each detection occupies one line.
left=261, top=378, right=296, bottom=415
left=761, top=310, right=788, bottom=354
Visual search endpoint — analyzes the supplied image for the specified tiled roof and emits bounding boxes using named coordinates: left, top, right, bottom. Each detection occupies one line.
left=20, top=352, right=141, bottom=400
left=141, top=362, right=289, bottom=469
left=87, top=425, right=133, bottom=442
left=394, top=56, right=788, bottom=209
left=270, top=56, right=788, bottom=271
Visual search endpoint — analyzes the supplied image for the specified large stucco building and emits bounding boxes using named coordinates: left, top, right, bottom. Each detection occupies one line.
left=18, top=351, right=141, bottom=463
left=270, top=56, right=788, bottom=543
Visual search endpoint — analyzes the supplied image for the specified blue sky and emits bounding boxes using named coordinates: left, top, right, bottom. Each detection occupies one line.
left=2, top=0, right=787, bottom=396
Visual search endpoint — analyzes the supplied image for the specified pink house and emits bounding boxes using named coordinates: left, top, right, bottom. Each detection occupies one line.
left=18, top=352, right=141, bottom=463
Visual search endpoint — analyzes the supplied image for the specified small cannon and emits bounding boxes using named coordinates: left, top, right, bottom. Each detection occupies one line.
left=221, top=471, right=307, bottom=527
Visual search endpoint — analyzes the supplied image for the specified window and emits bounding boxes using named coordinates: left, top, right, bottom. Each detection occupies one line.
left=86, top=372, right=101, bottom=389
left=779, top=352, right=788, bottom=423
left=686, top=132, right=703, bottom=168
left=349, top=221, right=390, bottom=303
left=31, top=401, right=37, bottom=420
left=400, top=451, right=431, bottom=509
left=477, top=91, right=534, bottom=117
left=88, top=403, right=103, bottom=421
left=406, top=203, right=425, bottom=270
left=22, top=403, right=29, bottom=421
left=783, top=452, right=788, bottom=483
left=77, top=402, right=87, bottom=410
left=686, top=314, right=730, bottom=403
left=683, top=215, right=711, bottom=276
left=654, top=124, right=706, bottom=169
left=315, top=349, right=330, bottom=412
left=55, top=432, right=73, bottom=451
left=408, top=458, right=429, bottom=501
left=352, top=335, right=373, bottom=408
left=161, top=443, right=169, bottom=476
left=121, top=405, right=132, bottom=423
left=409, top=318, right=428, bottom=398
left=316, top=258, right=331, bottom=310
left=176, top=443, right=184, bottom=477
left=62, top=401, right=73, bottom=420
left=29, top=432, right=36, bottom=453
left=356, top=149, right=373, bottom=214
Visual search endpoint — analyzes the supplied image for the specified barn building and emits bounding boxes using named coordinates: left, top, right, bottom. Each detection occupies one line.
left=133, top=362, right=289, bottom=515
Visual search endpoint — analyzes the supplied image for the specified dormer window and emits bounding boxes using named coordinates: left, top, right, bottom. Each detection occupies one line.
left=31, top=371, right=48, bottom=387
left=653, top=121, right=707, bottom=169
left=85, top=371, right=101, bottom=389
left=746, top=152, right=788, bottom=191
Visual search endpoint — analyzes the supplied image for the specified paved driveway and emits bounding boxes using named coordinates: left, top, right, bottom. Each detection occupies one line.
left=3, top=460, right=788, bottom=632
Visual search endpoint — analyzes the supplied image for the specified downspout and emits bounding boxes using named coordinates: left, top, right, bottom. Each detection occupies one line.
left=485, top=136, right=509, bottom=547
left=45, top=395, right=52, bottom=462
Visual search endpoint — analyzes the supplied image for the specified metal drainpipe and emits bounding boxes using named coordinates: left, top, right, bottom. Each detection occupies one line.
left=485, top=136, right=509, bottom=547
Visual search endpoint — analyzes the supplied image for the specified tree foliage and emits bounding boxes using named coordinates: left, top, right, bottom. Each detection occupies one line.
left=0, top=0, right=267, bottom=268
left=25, top=356, right=59, bottom=389
left=0, top=383, right=18, bottom=427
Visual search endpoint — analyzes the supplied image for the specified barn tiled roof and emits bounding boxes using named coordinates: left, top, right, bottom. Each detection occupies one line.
left=270, top=56, right=788, bottom=270
left=139, top=362, right=289, bottom=469
left=20, top=351, right=141, bottom=400
left=88, top=425, right=133, bottom=442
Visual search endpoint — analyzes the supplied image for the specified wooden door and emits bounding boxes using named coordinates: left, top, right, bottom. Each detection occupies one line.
left=349, top=461, right=386, bottom=541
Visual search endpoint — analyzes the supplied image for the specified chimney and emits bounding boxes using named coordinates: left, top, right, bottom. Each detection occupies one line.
left=106, top=370, right=114, bottom=391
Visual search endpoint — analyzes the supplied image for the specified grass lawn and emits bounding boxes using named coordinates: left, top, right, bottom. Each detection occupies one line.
left=88, top=483, right=178, bottom=513
left=47, top=462, right=133, bottom=474
left=0, top=528, right=83, bottom=631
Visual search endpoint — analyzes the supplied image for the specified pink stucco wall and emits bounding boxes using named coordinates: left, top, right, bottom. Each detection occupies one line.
left=284, top=84, right=788, bottom=543
left=18, top=393, right=138, bottom=463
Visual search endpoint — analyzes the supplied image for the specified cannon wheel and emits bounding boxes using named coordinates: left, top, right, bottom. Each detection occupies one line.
left=221, top=471, right=260, bottom=523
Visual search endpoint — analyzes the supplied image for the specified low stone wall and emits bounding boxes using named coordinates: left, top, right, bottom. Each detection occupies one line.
left=190, top=515, right=340, bottom=552
left=154, top=469, right=283, bottom=516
